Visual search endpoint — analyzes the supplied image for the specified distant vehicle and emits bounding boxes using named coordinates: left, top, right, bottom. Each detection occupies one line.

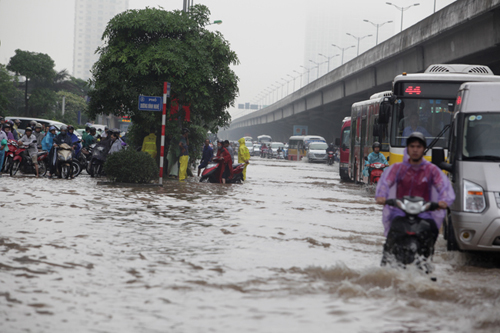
left=252, top=143, right=262, bottom=156
left=302, top=135, right=326, bottom=148
left=245, top=140, right=254, bottom=155
left=306, top=141, right=329, bottom=163
left=267, top=142, right=285, bottom=158
left=432, top=81, right=500, bottom=252
left=5, top=116, right=66, bottom=131
left=243, top=136, right=253, bottom=142
left=338, top=117, right=351, bottom=181
left=287, top=135, right=305, bottom=160
left=257, top=135, right=272, bottom=144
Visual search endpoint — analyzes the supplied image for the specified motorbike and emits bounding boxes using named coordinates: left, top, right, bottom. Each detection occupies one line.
left=199, top=157, right=245, bottom=183
left=327, top=150, right=335, bottom=165
left=55, top=143, right=75, bottom=179
left=368, top=162, right=387, bottom=184
left=381, top=196, right=440, bottom=273
left=2, top=140, right=17, bottom=173
left=89, top=140, right=110, bottom=178
left=10, top=140, right=48, bottom=177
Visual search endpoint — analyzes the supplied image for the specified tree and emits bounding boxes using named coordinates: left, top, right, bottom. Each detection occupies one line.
left=88, top=5, right=239, bottom=137
left=0, top=64, right=22, bottom=116
left=7, top=49, right=55, bottom=116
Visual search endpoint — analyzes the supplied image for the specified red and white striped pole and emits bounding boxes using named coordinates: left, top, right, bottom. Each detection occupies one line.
left=159, top=82, right=168, bottom=185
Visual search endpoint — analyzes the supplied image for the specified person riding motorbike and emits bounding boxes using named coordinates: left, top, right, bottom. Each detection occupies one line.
left=18, top=127, right=39, bottom=177
left=50, top=125, right=73, bottom=177
left=363, top=142, right=388, bottom=178
left=67, top=125, right=81, bottom=157
left=12, top=119, right=21, bottom=140
left=375, top=132, right=455, bottom=263
left=83, top=127, right=96, bottom=149
left=33, top=123, right=45, bottom=150
left=2, top=122, right=15, bottom=141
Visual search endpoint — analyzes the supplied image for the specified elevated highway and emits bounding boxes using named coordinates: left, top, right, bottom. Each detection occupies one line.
left=219, top=0, right=500, bottom=142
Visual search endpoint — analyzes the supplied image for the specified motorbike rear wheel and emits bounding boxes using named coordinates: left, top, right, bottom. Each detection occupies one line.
left=10, top=160, right=20, bottom=176
left=38, top=161, right=47, bottom=177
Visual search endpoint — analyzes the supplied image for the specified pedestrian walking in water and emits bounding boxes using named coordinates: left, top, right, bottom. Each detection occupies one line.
left=178, top=128, right=190, bottom=181
left=198, top=139, right=213, bottom=177
left=238, top=138, right=250, bottom=181
left=224, top=140, right=234, bottom=164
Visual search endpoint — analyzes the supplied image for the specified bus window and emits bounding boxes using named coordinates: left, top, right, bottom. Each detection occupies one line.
left=391, top=98, right=451, bottom=148
left=341, top=127, right=350, bottom=150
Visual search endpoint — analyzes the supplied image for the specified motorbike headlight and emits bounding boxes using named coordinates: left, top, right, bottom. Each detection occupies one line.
left=463, top=180, right=486, bottom=213
left=403, top=200, right=422, bottom=215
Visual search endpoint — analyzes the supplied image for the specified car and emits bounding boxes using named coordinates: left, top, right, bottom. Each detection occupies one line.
left=306, top=142, right=329, bottom=163
left=268, top=142, right=285, bottom=158
left=245, top=140, right=254, bottom=155
left=252, top=143, right=262, bottom=156
left=76, top=129, right=86, bottom=138
left=5, top=116, right=67, bottom=131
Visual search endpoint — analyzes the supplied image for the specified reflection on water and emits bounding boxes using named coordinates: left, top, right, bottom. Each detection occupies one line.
left=1, top=158, right=500, bottom=332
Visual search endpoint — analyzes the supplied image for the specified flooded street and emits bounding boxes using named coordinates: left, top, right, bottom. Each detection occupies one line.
left=2, top=158, right=500, bottom=333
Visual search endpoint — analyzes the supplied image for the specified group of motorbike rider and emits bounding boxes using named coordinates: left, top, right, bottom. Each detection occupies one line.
left=0, top=117, right=124, bottom=178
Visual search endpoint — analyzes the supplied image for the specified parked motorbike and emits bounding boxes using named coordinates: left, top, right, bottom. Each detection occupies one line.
left=89, top=141, right=109, bottom=178
left=2, top=140, right=17, bottom=173
left=10, top=140, right=48, bottom=177
left=368, top=162, right=388, bottom=184
left=199, top=157, right=245, bottom=183
left=381, top=196, right=440, bottom=273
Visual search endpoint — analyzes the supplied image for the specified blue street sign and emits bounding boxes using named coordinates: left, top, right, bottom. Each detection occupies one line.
left=167, top=82, right=171, bottom=98
left=138, top=96, right=162, bottom=111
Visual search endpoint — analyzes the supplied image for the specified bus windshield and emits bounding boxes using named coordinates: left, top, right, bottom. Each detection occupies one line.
left=462, top=113, right=500, bottom=160
left=390, top=98, right=453, bottom=148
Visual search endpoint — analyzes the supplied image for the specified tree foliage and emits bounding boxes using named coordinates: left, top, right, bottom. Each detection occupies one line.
left=88, top=5, right=239, bottom=135
left=6, top=49, right=55, bottom=82
left=0, top=64, right=22, bottom=116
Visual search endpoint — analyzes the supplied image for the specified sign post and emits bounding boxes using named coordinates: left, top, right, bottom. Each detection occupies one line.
left=159, top=82, right=169, bottom=185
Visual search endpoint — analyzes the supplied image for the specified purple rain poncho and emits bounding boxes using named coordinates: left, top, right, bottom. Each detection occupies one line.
left=375, top=149, right=455, bottom=236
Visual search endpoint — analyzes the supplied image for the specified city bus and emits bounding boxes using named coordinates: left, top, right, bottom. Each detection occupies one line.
left=348, top=63, right=500, bottom=183
left=287, top=135, right=305, bottom=160
left=257, top=135, right=272, bottom=144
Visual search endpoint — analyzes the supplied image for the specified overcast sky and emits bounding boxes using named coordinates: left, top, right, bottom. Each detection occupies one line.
left=0, top=0, right=455, bottom=119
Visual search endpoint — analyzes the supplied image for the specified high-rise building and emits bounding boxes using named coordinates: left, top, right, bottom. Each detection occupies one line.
left=73, top=0, right=129, bottom=81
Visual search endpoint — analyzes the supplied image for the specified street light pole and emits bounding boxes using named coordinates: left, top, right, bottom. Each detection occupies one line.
left=363, top=19, right=393, bottom=45
left=346, top=33, right=373, bottom=56
left=293, top=70, right=303, bottom=88
left=318, top=53, right=340, bottom=73
left=287, top=74, right=297, bottom=92
left=300, top=65, right=311, bottom=84
left=332, top=44, right=356, bottom=65
left=309, top=60, right=320, bottom=79
left=386, top=2, right=420, bottom=32
left=282, top=77, right=292, bottom=95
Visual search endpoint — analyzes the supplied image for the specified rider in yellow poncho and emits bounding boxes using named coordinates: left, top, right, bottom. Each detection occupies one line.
left=142, top=132, right=157, bottom=159
left=237, top=138, right=250, bottom=181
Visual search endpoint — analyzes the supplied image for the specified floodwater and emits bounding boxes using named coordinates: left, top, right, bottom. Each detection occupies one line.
left=1, top=157, right=500, bottom=333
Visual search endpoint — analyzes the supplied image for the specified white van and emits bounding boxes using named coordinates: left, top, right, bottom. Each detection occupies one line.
left=433, top=82, right=500, bottom=251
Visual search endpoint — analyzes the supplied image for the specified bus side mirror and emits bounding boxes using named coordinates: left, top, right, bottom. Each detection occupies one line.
left=432, top=147, right=453, bottom=172
left=379, top=102, right=391, bottom=124
left=335, top=138, right=340, bottom=146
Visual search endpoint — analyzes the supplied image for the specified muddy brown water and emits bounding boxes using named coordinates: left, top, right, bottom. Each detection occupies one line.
left=1, top=158, right=500, bottom=332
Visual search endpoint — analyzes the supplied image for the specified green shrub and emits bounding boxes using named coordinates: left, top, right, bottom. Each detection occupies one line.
left=104, top=148, right=159, bottom=184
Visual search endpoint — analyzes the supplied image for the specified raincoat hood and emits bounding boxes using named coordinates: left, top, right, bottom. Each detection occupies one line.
left=238, top=138, right=246, bottom=146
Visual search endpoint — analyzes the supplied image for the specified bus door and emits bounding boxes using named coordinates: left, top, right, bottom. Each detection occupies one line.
left=359, top=116, right=367, bottom=182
